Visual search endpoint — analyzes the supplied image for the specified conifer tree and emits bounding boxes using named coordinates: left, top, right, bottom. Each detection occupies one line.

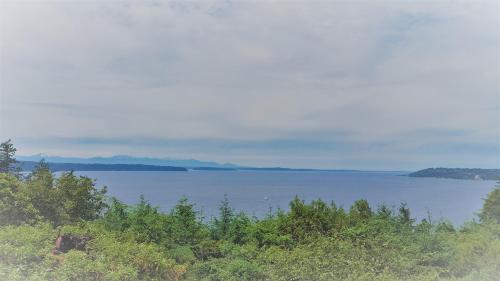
left=0, top=139, right=20, bottom=176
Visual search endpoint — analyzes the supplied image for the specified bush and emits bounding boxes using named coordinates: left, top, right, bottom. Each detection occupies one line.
left=189, top=257, right=266, bottom=281
left=0, top=174, right=41, bottom=225
left=0, top=223, right=186, bottom=281
left=480, top=185, right=500, bottom=223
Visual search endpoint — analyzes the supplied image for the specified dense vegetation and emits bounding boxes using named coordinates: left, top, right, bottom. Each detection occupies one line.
left=409, top=168, right=500, bottom=180
left=1, top=139, right=499, bottom=280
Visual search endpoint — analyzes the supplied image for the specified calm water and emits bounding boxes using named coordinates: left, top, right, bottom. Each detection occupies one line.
left=76, top=170, right=496, bottom=225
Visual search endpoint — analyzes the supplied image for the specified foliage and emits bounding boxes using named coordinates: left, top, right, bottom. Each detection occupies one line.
left=0, top=182, right=499, bottom=280
left=211, top=194, right=234, bottom=240
left=21, top=164, right=108, bottom=226
left=0, top=139, right=20, bottom=176
left=102, top=196, right=207, bottom=247
left=0, top=223, right=186, bottom=281
left=124, top=195, right=169, bottom=244
left=0, top=174, right=41, bottom=225
left=211, top=195, right=252, bottom=245
left=480, top=184, right=500, bottom=223
left=168, top=197, right=207, bottom=245
left=188, top=257, right=266, bottom=281
left=56, top=171, right=108, bottom=223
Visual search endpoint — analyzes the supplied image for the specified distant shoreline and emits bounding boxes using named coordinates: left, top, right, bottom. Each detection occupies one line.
left=22, top=161, right=499, bottom=180
left=19, top=161, right=188, bottom=172
left=19, top=160, right=408, bottom=173
left=408, top=168, right=500, bottom=181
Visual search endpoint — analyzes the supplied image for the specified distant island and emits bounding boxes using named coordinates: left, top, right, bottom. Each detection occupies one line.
left=19, top=160, right=365, bottom=173
left=409, top=168, right=500, bottom=180
left=17, top=154, right=238, bottom=169
left=20, top=161, right=187, bottom=172
left=19, top=161, right=349, bottom=173
left=191, top=167, right=238, bottom=171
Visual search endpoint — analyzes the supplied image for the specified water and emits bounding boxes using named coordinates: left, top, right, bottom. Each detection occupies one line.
left=75, top=170, right=496, bottom=225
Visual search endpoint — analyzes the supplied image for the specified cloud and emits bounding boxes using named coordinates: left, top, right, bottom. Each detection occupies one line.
left=1, top=0, right=499, bottom=169
left=13, top=133, right=500, bottom=170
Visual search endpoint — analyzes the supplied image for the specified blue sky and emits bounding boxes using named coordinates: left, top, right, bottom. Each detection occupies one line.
left=1, top=0, right=499, bottom=170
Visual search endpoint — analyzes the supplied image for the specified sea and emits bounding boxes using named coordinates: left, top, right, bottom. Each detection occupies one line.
left=73, top=170, right=496, bottom=225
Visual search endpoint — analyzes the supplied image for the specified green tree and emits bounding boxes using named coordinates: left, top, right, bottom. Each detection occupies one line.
left=56, top=171, right=107, bottom=224
left=251, top=212, right=292, bottom=248
left=480, top=185, right=500, bottom=223
left=0, top=173, right=40, bottom=225
left=169, top=197, right=206, bottom=245
left=377, top=204, right=393, bottom=219
left=102, top=197, right=130, bottom=232
left=24, top=164, right=108, bottom=225
left=212, top=194, right=234, bottom=240
left=127, top=195, right=168, bottom=243
left=349, top=199, right=372, bottom=224
left=25, top=160, right=64, bottom=225
left=398, top=202, right=413, bottom=225
left=0, top=139, right=20, bottom=176
left=286, top=197, right=339, bottom=239
left=228, top=212, right=252, bottom=244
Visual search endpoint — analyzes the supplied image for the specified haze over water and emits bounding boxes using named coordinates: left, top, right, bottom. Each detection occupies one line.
left=77, top=170, right=495, bottom=225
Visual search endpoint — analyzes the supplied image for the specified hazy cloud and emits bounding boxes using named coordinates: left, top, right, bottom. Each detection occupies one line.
left=1, top=0, right=499, bottom=169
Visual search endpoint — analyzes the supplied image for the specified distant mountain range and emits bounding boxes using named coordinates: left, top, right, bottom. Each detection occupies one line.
left=17, top=154, right=238, bottom=169
left=408, top=168, right=500, bottom=180
left=16, top=154, right=365, bottom=172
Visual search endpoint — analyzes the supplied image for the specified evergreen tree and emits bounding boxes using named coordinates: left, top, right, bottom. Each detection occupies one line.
left=127, top=195, right=167, bottom=243
left=349, top=199, right=372, bottom=223
left=480, top=184, right=500, bottom=223
left=398, top=202, right=413, bottom=224
left=0, top=139, right=20, bottom=176
left=0, top=173, right=41, bottom=225
left=25, top=159, right=62, bottom=225
left=213, top=194, right=234, bottom=240
left=56, top=171, right=108, bottom=224
left=170, top=197, right=205, bottom=245
left=103, top=197, right=130, bottom=232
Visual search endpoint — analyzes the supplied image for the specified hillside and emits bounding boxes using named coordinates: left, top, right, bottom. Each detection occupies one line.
left=409, top=168, right=500, bottom=180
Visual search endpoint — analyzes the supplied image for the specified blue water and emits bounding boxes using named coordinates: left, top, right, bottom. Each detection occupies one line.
left=76, top=170, right=496, bottom=225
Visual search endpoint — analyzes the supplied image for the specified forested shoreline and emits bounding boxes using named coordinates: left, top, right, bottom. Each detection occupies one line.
left=409, top=168, right=500, bottom=180
left=1, top=140, right=499, bottom=280
left=19, top=160, right=188, bottom=172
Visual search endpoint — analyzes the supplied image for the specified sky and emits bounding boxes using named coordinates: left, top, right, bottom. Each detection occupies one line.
left=0, top=0, right=499, bottom=170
